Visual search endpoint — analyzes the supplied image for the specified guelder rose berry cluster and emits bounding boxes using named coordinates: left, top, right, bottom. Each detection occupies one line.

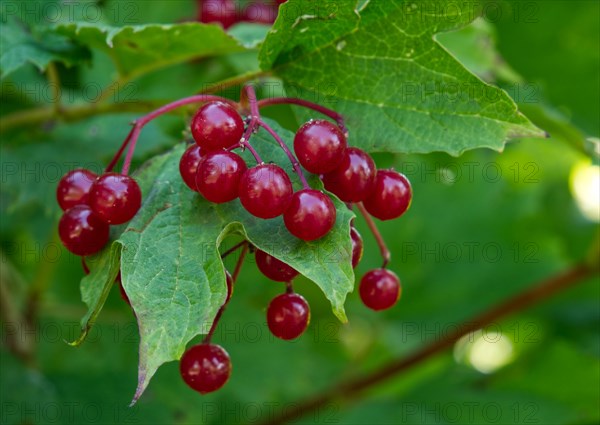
left=55, top=85, right=412, bottom=396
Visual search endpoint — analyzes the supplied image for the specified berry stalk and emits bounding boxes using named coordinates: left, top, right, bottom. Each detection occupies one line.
left=258, top=118, right=310, bottom=189
left=257, top=97, right=348, bottom=136
left=203, top=242, right=249, bottom=343
left=356, top=202, right=391, bottom=268
left=230, top=86, right=263, bottom=163
left=242, top=85, right=309, bottom=187
left=111, top=95, right=236, bottom=175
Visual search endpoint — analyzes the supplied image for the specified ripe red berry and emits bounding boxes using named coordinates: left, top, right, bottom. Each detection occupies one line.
left=179, top=145, right=204, bottom=192
left=239, top=164, right=293, bottom=219
left=283, top=189, right=336, bottom=241
left=58, top=205, right=110, bottom=256
left=294, top=120, right=347, bottom=174
left=89, top=173, right=142, bottom=225
left=191, top=102, right=244, bottom=151
left=322, top=148, right=376, bottom=202
left=196, top=151, right=247, bottom=203
left=255, top=249, right=299, bottom=282
left=56, top=169, right=98, bottom=211
left=180, top=343, right=232, bottom=394
left=267, top=293, right=310, bottom=340
left=198, top=0, right=238, bottom=29
left=359, top=269, right=401, bottom=311
left=363, top=170, right=412, bottom=220
left=350, top=227, right=363, bottom=268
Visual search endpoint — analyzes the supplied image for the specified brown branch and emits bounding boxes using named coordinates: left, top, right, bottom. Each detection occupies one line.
left=261, top=263, right=597, bottom=425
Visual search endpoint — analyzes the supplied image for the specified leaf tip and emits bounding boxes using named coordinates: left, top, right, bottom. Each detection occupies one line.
left=64, top=327, right=89, bottom=347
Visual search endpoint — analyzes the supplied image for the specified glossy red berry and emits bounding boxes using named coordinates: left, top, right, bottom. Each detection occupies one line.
left=89, top=173, right=142, bottom=225
left=179, top=145, right=204, bottom=192
left=239, top=164, right=293, bottom=219
left=196, top=151, right=247, bottom=203
left=255, top=249, right=299, bottom=282
left=180, top=343, right=231, bottom=394
left=294, top=120, right=347, bottom=174
left=56, top=169, right=98, bottom=211
left=58, top=205, right=110, bottom=256
left=359, top=269, right=401, bottom=311
left=350, top=227, right=363, bottom=268
left=322, top=148, right=376, bottom=202
left=191, top=102, right=244, bottom=151
left=198, top=0, right=238, bottom=29
left=267, top=293, right=310, bottom=340
left=283, top=189, right=336, bottom=241
left=363, top=170, right=412, bottom=220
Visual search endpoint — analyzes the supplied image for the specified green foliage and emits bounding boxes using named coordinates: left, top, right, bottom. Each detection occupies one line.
left=260, top=0, right=543, bottom=155
left=0, top=0, right=598, bottom=424
left=0, top=16, right=90, bottom=78
left=55, top=22, right=251, bottom=80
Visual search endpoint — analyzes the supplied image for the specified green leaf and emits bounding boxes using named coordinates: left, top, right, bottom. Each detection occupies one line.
left=69, top=242, right=121, bottom=346
left=55, top=22, right=252, bottom=81
left=260, top=0, right=544, bottom=155
left=104, top=119, right=354, bottom=403
left=0, top=17, right=90, bottom=79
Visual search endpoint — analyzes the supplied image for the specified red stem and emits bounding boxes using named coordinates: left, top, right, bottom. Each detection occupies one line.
left=116, top=95, right=236, bottom=175
left=229, top=85, right=263, bottom=163
left=220, top=241, right=248, bottom=259
left=356, top=203, right=391, bottom=268
left=105, top=126, right=135, bottom=172
left=257, top=118, right=310, bottom=189
left=203, top=243, right=249, bottom=343
left=257, top=97, right=348, bottom=136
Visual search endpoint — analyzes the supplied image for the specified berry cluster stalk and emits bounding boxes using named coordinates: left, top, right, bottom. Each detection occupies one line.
left=356, top=203, right=391, bottom=268
left=203, top=242, right=249, bottom=343
left=257, top=97, right=348, bottom=136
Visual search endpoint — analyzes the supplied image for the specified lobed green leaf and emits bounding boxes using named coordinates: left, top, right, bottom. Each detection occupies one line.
left=260, top=0, right=544, bottom=155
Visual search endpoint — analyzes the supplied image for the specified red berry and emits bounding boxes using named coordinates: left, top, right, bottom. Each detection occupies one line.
left=267, top=293, right=310, bottom=340
left=255, top=249, right=299, bottom=282
left=283, top=189, right=336, bottom=241
left=198, top=0, right=238, bottom=29
left=359, top=269, right=401, bottom=311
left=322, top=148, right=376, bottom=202
left=239, top=164, right=293, bottom=219
left=179, top=145, right=204, bottom=192
left=59, top=205, right=109, bottom=256
left=180, top=343, right=231, bottom=394
left=363, top=170, right=412, bottom=220
left=294, top=120, right=347, bottom=174
left=196, top=151, right=247, bottom=203
left=191, top=102, right=244, bottom=151
left=56, top=169, right=98, bottom=211
left=89, top=173, right=142, bottom=225
left=350, top=227, right=363, bottom=268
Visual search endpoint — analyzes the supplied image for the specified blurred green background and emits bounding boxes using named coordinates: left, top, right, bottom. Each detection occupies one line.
left=1, top=1, right=599, bottom=424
